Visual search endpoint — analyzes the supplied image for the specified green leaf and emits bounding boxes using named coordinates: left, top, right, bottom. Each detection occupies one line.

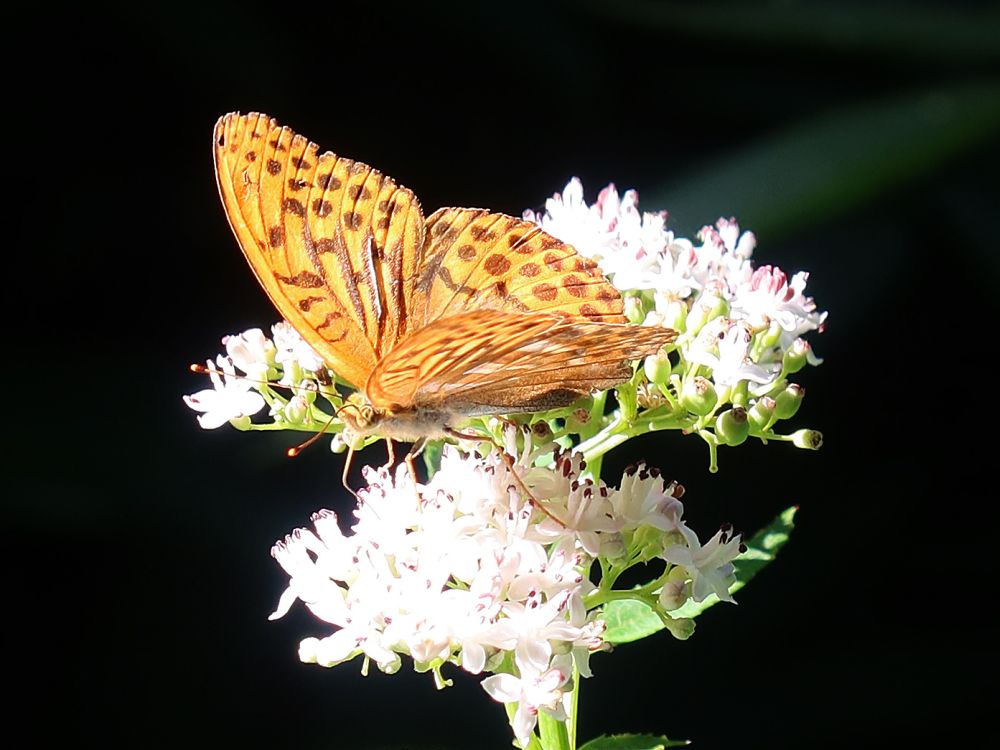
left=579, top=733, right=689, bottom=750
left=422, top=439, right=443, bottom=478
left=646, top=84, right=1000, bottom=240
left=602, top=506, right=797, bottom=644
left=601, top=599, right=665, bottom=645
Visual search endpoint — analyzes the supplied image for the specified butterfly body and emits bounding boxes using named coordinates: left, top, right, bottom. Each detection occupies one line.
left=214, top=112, right=677, bottom=438
left=338, top=394, right=450, bottom=442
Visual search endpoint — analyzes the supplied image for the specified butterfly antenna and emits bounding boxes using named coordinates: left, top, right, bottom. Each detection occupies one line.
left=286, top=412, right=339, bottom=458
left=188, top=362, right=322, bottom=397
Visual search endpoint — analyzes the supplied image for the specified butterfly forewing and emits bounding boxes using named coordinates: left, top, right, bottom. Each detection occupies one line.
left=413, top=208, right=625, bottom=324
left=214, top=112, right=425, bottom=387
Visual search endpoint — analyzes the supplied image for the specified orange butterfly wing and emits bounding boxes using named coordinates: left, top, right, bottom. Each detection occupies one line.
left=364, top=310, right=676, bottom=412
left=214, top=112, right=425, bottom=387
left=411, top=208, right=625, bottom=324
left=215, top=112, right=668, bottom=419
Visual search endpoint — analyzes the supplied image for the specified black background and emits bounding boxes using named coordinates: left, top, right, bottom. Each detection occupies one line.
left=9, top=1, right=999, bottom=748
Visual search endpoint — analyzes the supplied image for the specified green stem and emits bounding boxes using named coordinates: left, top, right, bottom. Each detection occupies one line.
left=585, top=581, right=662, bottom=610
left=756, top=431, right=794, bottom=442
left=575, top=415, right=629, bottom=461
left=576, top=406, right=694, bottom=463
left=569, top=664, right=580, bottom=750
left=698, top=429, right=720, bottom=473
left=538, top=711, right=572, bottom=750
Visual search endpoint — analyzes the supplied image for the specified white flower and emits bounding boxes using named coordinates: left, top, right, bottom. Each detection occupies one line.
left=272, top=320, right=326, bottom=373
left=525, top=178, right=672, bottom=292
left=612, top=463, right=686, bottom=533
left=687, top=319, right=779, bottom=389
left=182, top=355, right=265, bottom=429
left=222, top=328, right=273, bottom=378
left=651, top=236, right=701, bottom=298
left=506, top=538, right=591, bottom=603
left=481, top=654, right=574, bottom=746
left=662, top=525, right=743, bottom=603
left=268, top=444, right=603, bottom=685
left=500, top=590, right=583, bottom=674
left=730, top=265, right=827, bottom=345
left=267, top=437, right=741, bottom=749
left=524, top=177, right=613, bottom=261
left=532, top=453, right=621, bottom=557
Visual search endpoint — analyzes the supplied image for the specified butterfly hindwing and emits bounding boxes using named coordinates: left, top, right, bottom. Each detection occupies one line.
left=364, top=310, right=676, bottom=411
left=214, top=112, right=426, bottom=388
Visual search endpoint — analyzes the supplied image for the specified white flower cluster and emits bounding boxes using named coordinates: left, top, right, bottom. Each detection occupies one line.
left=183, top=322, right=330, bottom=431
left=525, top=179, right=827, bottom=399
left=269, top=434, right=742, bottom=745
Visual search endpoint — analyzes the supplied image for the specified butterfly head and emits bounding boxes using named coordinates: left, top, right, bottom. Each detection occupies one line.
left=338, top=392, right=380, bottom=441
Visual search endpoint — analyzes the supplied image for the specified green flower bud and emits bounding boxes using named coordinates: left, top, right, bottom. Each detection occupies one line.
left=624, top=295, right=647, bottom=324
left=661, top=298, right=688, bottom=333
left=298, top=380, right=318, bottom=405
left=631, top=525, right=665, bottom=562
left=681, top=376, right=717, bottom=416
left=531, top=420, right=554, bottom=440
left=759, top=319, right=782, bottom=348
left=601, top=534, right=627, bottom=560
left=715, top=406, right=750, bottom=446
left=662, top=529, right=686, bottom=548
left=774, top=383, right=806, bottom=420
left=684, top=300, right=709, bottom=335
left=663, top=616, right=696, bottom=641
left=282, top=359, right=303, bottom=387
left=783, top=338, right=810, bottom=374
left=658, top=578, right=689, bottom=611
left=230, top=415, right=252, bottom=431
left=329, top=434, right=349, bottom=454
left=283, top=395, right=309, bottom=424
left=644, top=349, right=672, bottom=385
left=791, top=428, right=823, bottom=450
left=705, top=291, right=730, bottom=320
left=748, top=396, right=776, bottom=431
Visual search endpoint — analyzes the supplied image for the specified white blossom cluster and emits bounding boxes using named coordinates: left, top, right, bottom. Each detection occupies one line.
left=184, top=322, right=329, bottom=431
left=268, top=433, right=742, bottom=745
left=525, top=179, right=827, bottom=400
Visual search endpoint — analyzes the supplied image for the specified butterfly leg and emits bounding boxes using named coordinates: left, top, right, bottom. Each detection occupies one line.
left=341, top=446, right=360, bottom=500
left=444, top=427, right=567, bottom=528
left=402, top=437, right=427, bottom=505
left=384, top=437, right=397, bottom=469
left=404, top=437, right=428, bottom=483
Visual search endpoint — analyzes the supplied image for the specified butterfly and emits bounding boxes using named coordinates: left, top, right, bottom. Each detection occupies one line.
left=213, top=112, right=676, bottom=445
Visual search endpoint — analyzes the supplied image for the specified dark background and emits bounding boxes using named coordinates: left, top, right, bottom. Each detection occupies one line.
left=9, top=1, right=999, bottom=747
